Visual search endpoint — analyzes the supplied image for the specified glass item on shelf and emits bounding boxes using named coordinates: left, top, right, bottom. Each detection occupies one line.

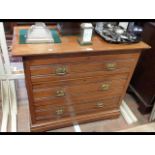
left=26, top=22, right=54, bottom=44
left=78, top=23, right=93, bottom=45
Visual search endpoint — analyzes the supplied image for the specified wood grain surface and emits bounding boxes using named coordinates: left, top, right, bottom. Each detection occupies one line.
left=12, top=26, right=150, bottom=57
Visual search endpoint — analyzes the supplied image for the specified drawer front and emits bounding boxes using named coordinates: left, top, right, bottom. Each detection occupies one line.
left=29, top=54, right=136, bottom=83
left=32, top=75, right=127, bottom=104
left=28, top=52, right=138, bottom=66
left=25, top=52, right=140, bottom=126
left=35, top=106, right=69, bottom=122
left=34, top=96, right=120, bottom=122
left=32, top=73, right=128, bottom=89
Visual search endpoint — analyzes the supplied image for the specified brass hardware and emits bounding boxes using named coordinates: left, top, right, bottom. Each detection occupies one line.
left=101, top=84, right=110, bottom=91
left=106, top=63, right=117, bottom=71
left=56, top=90, right=65, bottom=97
left=56, top=107, right=64, bottom=115
left=55, top=66, right=67, bottom=76
left=96, top=102, right=104, bottom=108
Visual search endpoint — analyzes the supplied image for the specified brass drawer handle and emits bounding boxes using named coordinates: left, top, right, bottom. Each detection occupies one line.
left=56, top=107, right=64, bottom=115
left=106, top=63, right=117, bottom=71
left=55, top=67, right=67, bottom=76
left=56, top=90, right=65, bottom=97
left=96, top=102, right=104, bottom=108
left=101, top=84, right=110, bottom=91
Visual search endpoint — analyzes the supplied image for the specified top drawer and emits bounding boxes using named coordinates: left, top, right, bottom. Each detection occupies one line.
left=27, top=53, right=138, bottom=83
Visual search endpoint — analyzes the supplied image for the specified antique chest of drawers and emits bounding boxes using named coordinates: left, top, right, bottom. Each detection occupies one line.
left=12, top=26, right=150, bottom=132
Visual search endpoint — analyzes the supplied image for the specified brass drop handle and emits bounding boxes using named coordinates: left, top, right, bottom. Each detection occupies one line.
left=106, top=63, right=117, bottom=71
left=55, top=66, right=67, bottom=76
left=96, top=102, right=104, bottom=108
left=56, top=90, right=65, bottom=97
left=101, top=84, right=110, bottom=91
left=56, top=107, right=64, bottom=115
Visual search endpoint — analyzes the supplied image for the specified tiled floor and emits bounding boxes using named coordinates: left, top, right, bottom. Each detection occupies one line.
left=0, top=63, right=151, bottom=132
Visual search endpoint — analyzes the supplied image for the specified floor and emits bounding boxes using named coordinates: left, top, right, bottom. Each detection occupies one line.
left=0, top=61, right=152, bottom=132
left=120, top=123, right=155, bottom=132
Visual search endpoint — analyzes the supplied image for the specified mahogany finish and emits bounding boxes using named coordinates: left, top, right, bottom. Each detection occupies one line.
left=12, top=26, right=150, bottom=132
left=130, top=22, right=155, bottom=114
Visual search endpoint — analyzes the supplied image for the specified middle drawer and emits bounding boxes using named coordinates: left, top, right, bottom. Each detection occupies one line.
left=32, top=74, right=127, bottom=106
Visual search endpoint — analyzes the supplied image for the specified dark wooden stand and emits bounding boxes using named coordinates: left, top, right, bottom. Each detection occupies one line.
left=130, top=22, right=155, bottom=114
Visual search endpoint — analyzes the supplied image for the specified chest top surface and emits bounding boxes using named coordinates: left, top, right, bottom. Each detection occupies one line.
left=11, top=26, right=150, bottom=57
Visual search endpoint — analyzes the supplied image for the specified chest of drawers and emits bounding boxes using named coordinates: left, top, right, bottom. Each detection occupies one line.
left=12, top=26, right=150, bottom=132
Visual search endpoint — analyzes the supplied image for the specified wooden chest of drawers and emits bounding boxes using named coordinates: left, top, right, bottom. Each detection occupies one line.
left=12, top=26, right=150, bottom=132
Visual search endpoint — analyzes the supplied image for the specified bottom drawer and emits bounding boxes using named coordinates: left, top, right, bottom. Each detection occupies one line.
left=35, top=96, right=120, bottom=122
